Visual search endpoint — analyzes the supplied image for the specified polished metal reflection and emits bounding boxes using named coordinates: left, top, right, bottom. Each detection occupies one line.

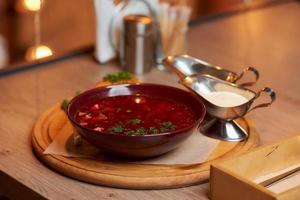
left=201, top=118, right=248, bottom=142
left=121, top=15, right=155, bottom=75
left=181, top=74, right=276, bottom=141
left=163, top=55, right=259, bottom=87
left=109, top=0, right=165, bottom=67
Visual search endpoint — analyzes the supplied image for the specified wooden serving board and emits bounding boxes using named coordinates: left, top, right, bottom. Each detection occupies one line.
left=32, top=104, right=259, bottom=189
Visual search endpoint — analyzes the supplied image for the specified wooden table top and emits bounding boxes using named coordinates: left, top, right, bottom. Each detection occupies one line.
left=1, top=1, right=300, bottom=199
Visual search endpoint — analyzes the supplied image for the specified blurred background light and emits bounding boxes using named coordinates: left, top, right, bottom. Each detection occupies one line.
left=25, top=45, right=53, bottom=61
left=16, top=0, right=43, bottom=12
left=23, top=0, right=42, bottom=11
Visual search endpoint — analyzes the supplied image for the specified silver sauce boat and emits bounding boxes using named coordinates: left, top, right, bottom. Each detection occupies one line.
left=163, top=54, right=259, bottom=87
left=180, top=74, right=276, bottom=141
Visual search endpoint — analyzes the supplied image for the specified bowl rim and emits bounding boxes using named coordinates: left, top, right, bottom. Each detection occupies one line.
left=66, top=83, right=206, bottom=138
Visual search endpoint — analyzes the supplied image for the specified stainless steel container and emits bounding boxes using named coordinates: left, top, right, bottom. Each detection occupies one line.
left=163, top=55, right=260, bottom=87
left=180, top=74, right=276, bottom=141
left=121, top=15, right=155, bottom=75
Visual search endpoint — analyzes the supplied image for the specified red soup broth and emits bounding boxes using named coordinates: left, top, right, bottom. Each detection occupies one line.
left=75, top=95, right=196, bottom=135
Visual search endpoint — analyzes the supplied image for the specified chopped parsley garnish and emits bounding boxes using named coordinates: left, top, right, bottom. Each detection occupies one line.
left=61, top=91, right=81, bottom=111
left=160, top=127, right=169, bottom=133
left=103, top=72, right=132, bottom=83
left=126, top=130, right=136, bottom=135
left=61, top=99, right=69, bottom=111
left=161, top=121, right=174, bottom=128
left=108, top=124, right=124, bottom=133
left=127, top=118, right=142, bottom=125
left=135, top=128, right=146, bottom=135
left=107, top=121, right=176, bottom=134
left=160, top=121, right=176, bottom=132
left=149, top=127, right=159, bottom=134
left=118, top=71, right=132, bottom=80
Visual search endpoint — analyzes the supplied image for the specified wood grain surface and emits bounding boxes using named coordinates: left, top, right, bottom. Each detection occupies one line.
left=1, top=1, right=300, bottom=199
left=210, top=135, right=300, bottom=200
left=31, top=104, right=258, bottom=189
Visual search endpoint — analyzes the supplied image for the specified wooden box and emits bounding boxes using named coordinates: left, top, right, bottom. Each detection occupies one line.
left=210, top=135, right=300, bottom=200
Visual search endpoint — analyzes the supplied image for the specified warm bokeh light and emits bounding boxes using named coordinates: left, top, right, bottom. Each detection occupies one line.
left=23, top=0, right=42, bottom=11
left=26, top=45, right=53, bottom=61
left=16, top=0, right=43, bottom=12
left=184, top=77, right=193, bottom=84
left=135, top=97, right=142, bottom=104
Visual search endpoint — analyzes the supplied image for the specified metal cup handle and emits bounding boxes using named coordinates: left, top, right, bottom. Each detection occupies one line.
left=247, top=87, right=276, bottom=114
left=235, top=67, right=260, bottom=87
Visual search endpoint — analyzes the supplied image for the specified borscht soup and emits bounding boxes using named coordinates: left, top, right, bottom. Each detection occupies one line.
left=75, top=94, right=197, bottom=135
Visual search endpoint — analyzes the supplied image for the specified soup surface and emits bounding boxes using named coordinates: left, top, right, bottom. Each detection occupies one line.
left=75, top=94, right=196, bottom=135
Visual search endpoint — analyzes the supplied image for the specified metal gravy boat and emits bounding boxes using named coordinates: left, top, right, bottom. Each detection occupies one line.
left=180, top=74, right=276, bottom=141
left=163, top=55, right=259, bottom=87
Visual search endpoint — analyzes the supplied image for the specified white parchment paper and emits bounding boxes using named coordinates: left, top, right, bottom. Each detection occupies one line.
left=44, top=128, right=220, bottom=165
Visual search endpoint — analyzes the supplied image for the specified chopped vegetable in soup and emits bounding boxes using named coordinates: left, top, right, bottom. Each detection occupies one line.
left=75, top=95, right=196, bottom=135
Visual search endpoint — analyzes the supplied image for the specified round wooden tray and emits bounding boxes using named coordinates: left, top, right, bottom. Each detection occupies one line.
left=32, top=104, right=259, bottom=189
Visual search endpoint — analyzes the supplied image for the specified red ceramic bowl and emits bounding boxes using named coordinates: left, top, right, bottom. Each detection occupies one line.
left=67, top=83, right=206, bottom=158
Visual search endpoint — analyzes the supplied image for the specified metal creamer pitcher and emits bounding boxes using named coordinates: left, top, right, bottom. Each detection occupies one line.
left=163, top=55, right=259, bottom=87
left=180, top=74, right=276, bottom=141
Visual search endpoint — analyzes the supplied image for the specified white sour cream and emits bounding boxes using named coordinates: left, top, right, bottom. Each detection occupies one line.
left=203, top=91, right=249, bottom=107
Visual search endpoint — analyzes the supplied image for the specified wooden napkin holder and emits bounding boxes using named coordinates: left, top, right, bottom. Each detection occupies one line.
left=210, top=134, right=300, bottom=200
